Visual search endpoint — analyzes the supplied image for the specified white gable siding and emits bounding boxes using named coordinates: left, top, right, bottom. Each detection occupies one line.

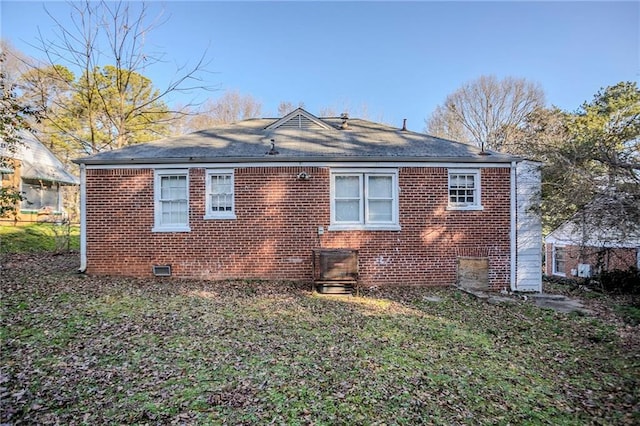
left=2, top=131, right=78, bottom=184
left=545, top=220, right=640, bottom=248
left=516, top=160, right=542, bottom=292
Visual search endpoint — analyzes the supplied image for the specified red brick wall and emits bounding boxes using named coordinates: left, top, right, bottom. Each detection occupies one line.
left=85, top=166, right=512, bottom=289
left=545, top=243, right=638, bottom=277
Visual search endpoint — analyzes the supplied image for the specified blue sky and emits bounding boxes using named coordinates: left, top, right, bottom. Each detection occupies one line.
left=2, top=1, right=639, bottom=132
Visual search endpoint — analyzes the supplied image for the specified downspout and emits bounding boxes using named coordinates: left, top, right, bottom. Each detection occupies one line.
left=57, top=183, right=62, bottom=216
left=79, top=163, right=87, bottom=273
left=510, top=161, right=517, bottom=291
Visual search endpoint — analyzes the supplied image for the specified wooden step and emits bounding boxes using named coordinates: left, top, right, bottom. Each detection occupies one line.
left=315, top=281, right=355, bottom=295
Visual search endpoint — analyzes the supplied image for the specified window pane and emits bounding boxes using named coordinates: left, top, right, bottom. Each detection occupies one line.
left=368, top=200, right=392, bottom=222
left=211, top=194, right=232, bottom=211
left=209, top=174, right=233, bottom=213
left=175, top=206, right=188, bottom=224
left=335, top=176, right=360, bottom=197
left=555, top=247, right=566, bottom=273
left=21, top=181, right=60, bottom=210
left=450, top=174, right=475, bottom=189
left=449, top=173, right=476, bottom=205
left=160, top=177, right=171, bottom=198
left=212, top=175, right=231, bottom=194
left=368, top=175, right=392, bottom=198
left=336, top=200, right=360, bottom=221
left=159, top=174, right=188, bottom=225
left=161, top=175, right=187, bottom=200
left=466, top=176, right=475, bottom=188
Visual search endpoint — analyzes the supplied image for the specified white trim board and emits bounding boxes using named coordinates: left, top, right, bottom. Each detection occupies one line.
left=85, top=161, right=516, bottom=170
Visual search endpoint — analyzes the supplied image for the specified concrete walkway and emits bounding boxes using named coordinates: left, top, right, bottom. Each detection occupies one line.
left=458, top=287, right=594, bottom=315
left=529, top=293, right=594, bottom=315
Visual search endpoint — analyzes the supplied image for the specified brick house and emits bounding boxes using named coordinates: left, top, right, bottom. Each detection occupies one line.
left=1, top=131, right=79, bottom=223
left=75, top=108, right=542, bottom=292
left=545, top=197, right=640, bottom=278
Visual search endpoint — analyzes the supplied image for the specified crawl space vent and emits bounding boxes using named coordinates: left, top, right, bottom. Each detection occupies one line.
left=152, top=265, right=172, bottom=277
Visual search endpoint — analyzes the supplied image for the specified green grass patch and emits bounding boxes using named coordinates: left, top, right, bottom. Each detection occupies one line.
left=0, top=223, right=79, bottom=253
left=615, top=303, right=640, bottom=325
left=2, top=254, right=639, bottom=425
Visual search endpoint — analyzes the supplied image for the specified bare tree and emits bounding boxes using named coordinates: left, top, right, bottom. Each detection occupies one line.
left=26, top=0, right=213, bottom=154
left=425, top=75, right=545, bottom=152
left=183, top=91, right=262, bottom=131
left=0, top=40, right=31, bottom=88
left=425, top=104, right=469, bottom=142
left=318, top=101, right=378, bottom=121
left=277, top=101, right=305, bottom=116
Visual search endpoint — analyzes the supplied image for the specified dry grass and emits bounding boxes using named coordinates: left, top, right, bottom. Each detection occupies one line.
left=1, top=253, right=638, bottom=424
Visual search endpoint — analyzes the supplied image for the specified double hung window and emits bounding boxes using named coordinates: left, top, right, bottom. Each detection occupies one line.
left=553, top=245, right=566, bottom=276
left=205, top=169, right=236, bottom=219
left=330, top=170, right=399, bottom=230
left=448, top=169, right=482, bottom=210
left=21, top=179, right=61, bottom=212
left=153, top=170, right=190, bottom=232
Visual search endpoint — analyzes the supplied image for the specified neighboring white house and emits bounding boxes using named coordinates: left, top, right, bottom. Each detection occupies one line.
left=545, top=196, right=640, bottom=277
left=1, top=131, right=78, bottom=222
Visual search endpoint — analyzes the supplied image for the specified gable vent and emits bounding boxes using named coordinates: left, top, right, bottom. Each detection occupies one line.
left=278, top=114, right=322, bottom=129
left=265, top=108, right=332, bottom=130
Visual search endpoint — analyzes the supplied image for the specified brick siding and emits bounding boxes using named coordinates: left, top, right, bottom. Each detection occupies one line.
left=85, top=166, right=512, bottom=289
left=545, top=243, right=638, bottom=277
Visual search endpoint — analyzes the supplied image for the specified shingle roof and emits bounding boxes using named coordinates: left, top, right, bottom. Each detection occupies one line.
left=75, top=109, right=521, bottom=165
left=2, top=131, right=79, bottom=185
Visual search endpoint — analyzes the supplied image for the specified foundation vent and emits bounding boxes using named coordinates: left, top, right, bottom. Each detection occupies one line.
left=152, top=265, right=172, bottom=277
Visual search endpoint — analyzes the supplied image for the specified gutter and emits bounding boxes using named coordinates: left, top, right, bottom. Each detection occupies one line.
left=73, top=154, right=523, bottom=166
left=79, top=163, right=87, bottom=273
left=510, top=161, right=517, bottom=291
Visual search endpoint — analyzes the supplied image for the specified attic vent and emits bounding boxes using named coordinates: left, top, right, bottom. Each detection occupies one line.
left=265, top=108, right=332, bottom=130
left=152, top=265, right=171, bottom=277
left=281, top=114, right=320, bottom=129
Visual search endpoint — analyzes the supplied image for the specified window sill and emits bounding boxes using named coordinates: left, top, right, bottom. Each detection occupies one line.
left=552, top=272, right=566, bottom=277
left=203, top=213, right=237, bottom=220
left=152, top=226, right=191, bottom=233
left=328, top=224, right=401, bottom=232
left=446, top=205, right=484, bottom=211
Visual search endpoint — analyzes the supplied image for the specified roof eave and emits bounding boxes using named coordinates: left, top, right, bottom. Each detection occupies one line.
left=74, top=154, right=521, bottom=166
left=21, top=174, right=80, bottom=185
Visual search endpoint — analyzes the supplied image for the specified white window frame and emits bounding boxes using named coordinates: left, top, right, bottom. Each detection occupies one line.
left=447, top=169, right=483, bottom=211
left=552, top=244, right=566, bottom=277
left=329, top=168, right=400, bottom=231
left=204, top=169, right=236, bottom=220
left=153, top=169, right=190, bottom=233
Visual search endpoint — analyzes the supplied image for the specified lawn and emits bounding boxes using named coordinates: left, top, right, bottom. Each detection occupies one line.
left=1, top=253, right=638, bottom=425
left=0, top=223, right=80, bottom=253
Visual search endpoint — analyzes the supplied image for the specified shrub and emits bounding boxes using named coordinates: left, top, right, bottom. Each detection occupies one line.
left=593, top=267, right=640, bottom=295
